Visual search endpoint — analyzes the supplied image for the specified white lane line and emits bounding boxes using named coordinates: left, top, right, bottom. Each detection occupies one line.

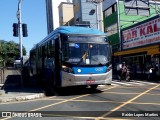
left=132, top=80, right=158, bottom=84
left=112, top=81, right=132, bottom=85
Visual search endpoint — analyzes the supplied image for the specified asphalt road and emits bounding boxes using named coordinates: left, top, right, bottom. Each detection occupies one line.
left=0, top=81, right=160, bottom=120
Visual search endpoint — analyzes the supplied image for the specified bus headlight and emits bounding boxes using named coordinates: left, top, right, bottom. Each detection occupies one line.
left=62, top=65, right=73, bottom=73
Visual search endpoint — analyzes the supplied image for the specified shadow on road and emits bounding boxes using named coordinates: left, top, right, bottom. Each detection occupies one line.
left=44, top=86, right=103, bottom=97
left=1, top=73, right=43, bottom=94
left=1, top=68, right=103, bottom=96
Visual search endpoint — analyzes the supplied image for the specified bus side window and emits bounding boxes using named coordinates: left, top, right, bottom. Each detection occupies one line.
left=50, top=40, right=55, bottom=67
left=50, top=40, right=55, bottom=57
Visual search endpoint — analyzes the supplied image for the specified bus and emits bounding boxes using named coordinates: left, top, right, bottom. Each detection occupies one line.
left=30, top=26, right=112, bottom=89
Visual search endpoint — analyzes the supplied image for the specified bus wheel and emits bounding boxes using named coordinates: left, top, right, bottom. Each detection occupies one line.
left=90, top=85, right=98, bottom=89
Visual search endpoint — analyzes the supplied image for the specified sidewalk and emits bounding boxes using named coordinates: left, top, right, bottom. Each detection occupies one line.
left=0, top=85, right=45, bottom=103
left=0, top=68, right=45, bottom=103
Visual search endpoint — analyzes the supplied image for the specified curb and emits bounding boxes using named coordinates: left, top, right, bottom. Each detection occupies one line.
left=0, top=93, right=45, bottom=103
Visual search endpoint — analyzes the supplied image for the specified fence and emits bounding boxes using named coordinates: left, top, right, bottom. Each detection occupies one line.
left=0, top=68, right=4, bottom=84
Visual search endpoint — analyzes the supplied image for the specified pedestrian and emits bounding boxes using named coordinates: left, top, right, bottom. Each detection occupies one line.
left=120, top=62, right=128, bottom=81
left=148, top=65, right=154, bottom=81
left=116, top=63, right=122, bottom=80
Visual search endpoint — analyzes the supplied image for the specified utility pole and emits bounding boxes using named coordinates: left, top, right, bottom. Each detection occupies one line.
left=95, top=3, right=99, bottom=30
left=92, top=2, right=99, bottom=30
left=117, top=0, right=121, bottom=51
left=17, top=0, right=23, bottom=88
left=86, top=0, right=102, bottom=30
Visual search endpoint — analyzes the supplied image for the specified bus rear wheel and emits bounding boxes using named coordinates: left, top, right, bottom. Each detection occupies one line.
left=90, top=85, right=98, bottom=89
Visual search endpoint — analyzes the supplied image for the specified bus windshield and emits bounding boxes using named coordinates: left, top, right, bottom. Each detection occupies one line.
left=62, top=43, right=111, bottom=65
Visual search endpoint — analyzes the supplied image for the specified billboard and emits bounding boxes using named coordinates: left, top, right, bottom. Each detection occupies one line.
left=122, top=16, right=160, bottom=50
left=124, top=0, right=150, bottom=16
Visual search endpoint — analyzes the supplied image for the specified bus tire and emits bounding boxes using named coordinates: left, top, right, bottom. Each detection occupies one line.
left=90, top=85, right=98, bottom=89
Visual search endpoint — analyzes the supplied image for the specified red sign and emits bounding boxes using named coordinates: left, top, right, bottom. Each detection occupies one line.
left=86, top=79, right=95, bottom=84
left=122, top=17, right=160, bottom=49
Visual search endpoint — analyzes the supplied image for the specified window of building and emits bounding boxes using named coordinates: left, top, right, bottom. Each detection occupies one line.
left=104, top=23, right=118, bottom=36
left=104, top=3, right=117, bottom=17
left=104, top=7, right=112, bottom=17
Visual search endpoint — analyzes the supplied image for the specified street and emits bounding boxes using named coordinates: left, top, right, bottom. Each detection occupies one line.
left=0, top=80, right=160, bottom=120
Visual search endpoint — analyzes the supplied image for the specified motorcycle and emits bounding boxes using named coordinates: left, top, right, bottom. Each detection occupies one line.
left=117, top=68, right=130, bottom=81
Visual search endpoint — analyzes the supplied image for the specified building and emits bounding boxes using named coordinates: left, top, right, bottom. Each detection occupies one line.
left=46, top=0, right=53, bottom=34
left=115, top=15, right=160, bottom=76
left=46, top=0, right=69, bottom=34
left=58, top=2, right=74, bottom=26
left=102, top=0, right=160, bottom=52
left=73, top=0, right=103, bottom=31
left=102, top=0, right=160, bottom=77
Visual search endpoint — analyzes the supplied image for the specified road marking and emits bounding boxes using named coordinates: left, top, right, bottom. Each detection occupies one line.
left=110, top=83, right=120, bottom=86
left=1, top=86, right=116, bottom=120
left=131, top=101, right=160, bottom=105
left=99, top=84, right=160, bottom=118
left=102, top=92, right=140, bottom=94
left=132, top=80, right=158, bottom=84
left=101, top=86, right=117, bottom=91
left=29, top=86, right=116, bottom=112
left=30, top=94, right=90, bottom=112
left=126, top=81, right=144, bottom=85
left=0, top=96, right=57, bottom=105
left=112, top=81, right=131, bottom=85
left=0, top=94, right=90, bottom=120
left=49, top=99, right=160, bottom=106
left=111, top=80, right=159, bottom=86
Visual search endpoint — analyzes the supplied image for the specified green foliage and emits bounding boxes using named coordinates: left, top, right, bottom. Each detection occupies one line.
left=0, top=40, right=26, bottom=67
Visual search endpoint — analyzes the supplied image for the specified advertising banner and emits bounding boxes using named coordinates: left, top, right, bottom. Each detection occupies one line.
left=122, top=16, right=160, bottom=50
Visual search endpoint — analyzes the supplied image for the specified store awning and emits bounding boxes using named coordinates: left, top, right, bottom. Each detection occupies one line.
left=113, top=45, right=160, bottom=56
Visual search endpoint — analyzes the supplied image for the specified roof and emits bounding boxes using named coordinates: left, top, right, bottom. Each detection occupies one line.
left=55, top=26, right=107, bottom=36
left=30, top=26, right=107, bottom=51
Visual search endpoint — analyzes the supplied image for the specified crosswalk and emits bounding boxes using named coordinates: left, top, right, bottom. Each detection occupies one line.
left=111, top=80, right=159, bottom=86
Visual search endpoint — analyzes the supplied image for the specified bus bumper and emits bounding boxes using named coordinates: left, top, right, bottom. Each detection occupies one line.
left=61, top=70, right=112, bottom=87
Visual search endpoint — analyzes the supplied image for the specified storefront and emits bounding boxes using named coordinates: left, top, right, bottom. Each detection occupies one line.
left=113, top=15, right=160, bottom=78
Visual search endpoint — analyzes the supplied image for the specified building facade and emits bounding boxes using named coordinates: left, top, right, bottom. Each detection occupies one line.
left=102, top=0, right=160, bottom=77
left=115, top=15, right=160, bottom=76
left=58, top=2, right=74, bottom=26
left=46, top=0, right=68, bottom=34
left=73, top=0, right=103, bottom=31
left=103, top=0, right=160, bottom=52
left=46, top=0, right=54, bottom=34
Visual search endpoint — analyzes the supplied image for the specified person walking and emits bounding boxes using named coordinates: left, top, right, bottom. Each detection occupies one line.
left=120, top=62, right=128, bottom=81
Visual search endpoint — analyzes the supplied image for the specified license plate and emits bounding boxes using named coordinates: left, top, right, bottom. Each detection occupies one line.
left=86, top=79, right=95, bottom=84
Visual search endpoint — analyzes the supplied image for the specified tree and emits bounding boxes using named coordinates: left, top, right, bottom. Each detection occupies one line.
left=0, top=40, right=27, bottom=67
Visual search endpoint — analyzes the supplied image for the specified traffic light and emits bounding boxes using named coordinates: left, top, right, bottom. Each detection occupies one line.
left=13, top=23, right=18, bottom=37
left=22, top=24, right=28, bottom=37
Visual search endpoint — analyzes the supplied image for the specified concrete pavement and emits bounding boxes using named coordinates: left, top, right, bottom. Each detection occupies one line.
left=0, top=68, right=46, bottom=103
left=0, top=84, right=45, bottom=103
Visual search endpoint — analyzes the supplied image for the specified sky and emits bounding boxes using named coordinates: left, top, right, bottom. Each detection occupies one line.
left=53, top=0, right=68, bottom=29
left=0, top=0, right=48, bottom=55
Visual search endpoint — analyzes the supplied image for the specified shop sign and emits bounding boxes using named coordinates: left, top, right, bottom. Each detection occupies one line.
left=122, top=16, right=160, bottom=49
